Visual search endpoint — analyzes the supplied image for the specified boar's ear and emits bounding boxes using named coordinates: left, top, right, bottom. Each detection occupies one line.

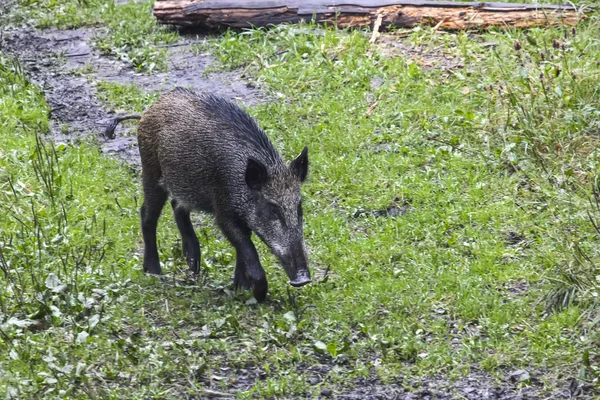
left=290, top=146, right=309, bottom=182
left=245, top=157, right=268, bottom=191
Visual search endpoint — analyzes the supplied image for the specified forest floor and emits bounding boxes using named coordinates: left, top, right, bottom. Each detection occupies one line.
left=1, top=1, right=599, bottom=399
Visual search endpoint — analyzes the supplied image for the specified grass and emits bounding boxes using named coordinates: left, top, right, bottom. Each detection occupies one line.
left=96, top=81, right=159, bottom=113
left=2, top=0, right=600, bottom=398
left=0, top=54, right=142, bottom=397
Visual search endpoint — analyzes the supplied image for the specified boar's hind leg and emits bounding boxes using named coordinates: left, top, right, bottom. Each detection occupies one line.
left=140, top=185, right=168, bottom=275
left=171, top=199, right=201, bottom=275
left=218, top=217, right=268, bottom=302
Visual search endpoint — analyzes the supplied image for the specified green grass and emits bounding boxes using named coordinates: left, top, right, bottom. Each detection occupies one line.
left=2, top=1, right=600, bottom=398
left=90, top=1, right=178, bottom=72
left=0, top=54, right=142, bottom=397
left=96, top=81, right=159, bottom=113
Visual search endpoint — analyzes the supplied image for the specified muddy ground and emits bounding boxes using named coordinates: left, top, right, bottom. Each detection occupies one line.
left=0, top=19, right=593, bottom=400
left=1, top=25, right=263, bottom=166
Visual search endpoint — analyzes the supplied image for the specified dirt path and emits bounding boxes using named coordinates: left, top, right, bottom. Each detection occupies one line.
left=1, top=26, right=264, bottom=166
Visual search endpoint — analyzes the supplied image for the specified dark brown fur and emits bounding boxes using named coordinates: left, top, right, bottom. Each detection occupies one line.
left=108, top=88, right=311, bottom=301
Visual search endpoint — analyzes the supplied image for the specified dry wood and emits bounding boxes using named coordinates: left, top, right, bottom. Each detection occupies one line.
left=369, top=13, right=384, bottom=43
left=153, top=0, right=581, bottom=31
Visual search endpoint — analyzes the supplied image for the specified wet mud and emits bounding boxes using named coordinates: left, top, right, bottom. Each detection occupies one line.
left=1, top=26, right=263, bottom=166
left=335, top=373, right=593, bottom=400
left=192, top=364, right=593, bottom=400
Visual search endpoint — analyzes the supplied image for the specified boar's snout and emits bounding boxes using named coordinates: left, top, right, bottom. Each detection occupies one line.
left=285, top=241, right=311, bottom=287
left=290, top=269, right=312, bottom=287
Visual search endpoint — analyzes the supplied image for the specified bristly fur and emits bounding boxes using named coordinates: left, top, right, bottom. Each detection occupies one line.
left=128, top=87, right=311, bottom=302
left=171, top=87, right=280, bottom=164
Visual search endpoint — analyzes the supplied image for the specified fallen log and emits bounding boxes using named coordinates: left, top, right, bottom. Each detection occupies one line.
left=153, top=0, right=581, bottom=31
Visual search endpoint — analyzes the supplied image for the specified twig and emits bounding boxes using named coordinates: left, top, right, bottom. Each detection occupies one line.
left=66, top=52, right=90, bottom=58
left=321, top=264, right=332, bottom=282
left=587, top=210, right=600, bottom=236
left=157, top=40, right=206, bottom=48
left=199, top=389, right=233, bottom=398
left=6, top=176, right=18, bottom=202
left=366, top=93, right=384, bottom=117
left=433, top=18, right=446, bottom=30
left=369, top=14, right=384, bottom=44
left=55, top=36, right=80, bottom=42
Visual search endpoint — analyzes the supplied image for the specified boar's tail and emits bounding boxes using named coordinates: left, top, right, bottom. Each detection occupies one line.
left=104, top=114, right=142, bottom=139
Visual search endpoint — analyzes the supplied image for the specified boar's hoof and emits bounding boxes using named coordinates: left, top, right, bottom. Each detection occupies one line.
left=186, top=258, right=200, bottom=275
left=143, top=262, right=163, bottom=275
left=183, top=245, right=201, bottom=275
left=186, top=269, right=200, bottom=282
left=252, top=278, right=268, bottom=302
left=234, top=269, right=252, bottom=290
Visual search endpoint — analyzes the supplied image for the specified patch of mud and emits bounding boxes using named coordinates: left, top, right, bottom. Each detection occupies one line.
left=335, top=372, right=595, bottom=400
left=375, top=33, right=475, bottom=72
left=1, top=25, right=264, bottom=166
left=504, top=231, right=531, bottom=248
left=187, top=364, right=596, bottom=399
left=353, top=198, right=411, bottom=219
left=158, top=341, right=595, bottom=399
left=505, top=280, right=530, bottom=296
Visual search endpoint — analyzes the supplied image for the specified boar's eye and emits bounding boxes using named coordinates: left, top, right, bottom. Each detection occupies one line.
left=267, top=202, right=285, bottom=224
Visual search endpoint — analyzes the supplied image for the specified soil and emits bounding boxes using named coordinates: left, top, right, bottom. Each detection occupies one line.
left=0, top=17, right=595, bottom=400
left=190, top=363, right=593, bottom=399
left=375, top=33, right=466, bottom=71
left=334, top=373, right=590, bottom=400
left=1, top=26, right=264, bottom=166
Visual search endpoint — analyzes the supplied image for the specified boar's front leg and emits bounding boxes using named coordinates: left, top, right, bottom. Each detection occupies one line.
left=171, top=199, right=201, bottom=275
left=218, top=216, right=268, bottom=302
